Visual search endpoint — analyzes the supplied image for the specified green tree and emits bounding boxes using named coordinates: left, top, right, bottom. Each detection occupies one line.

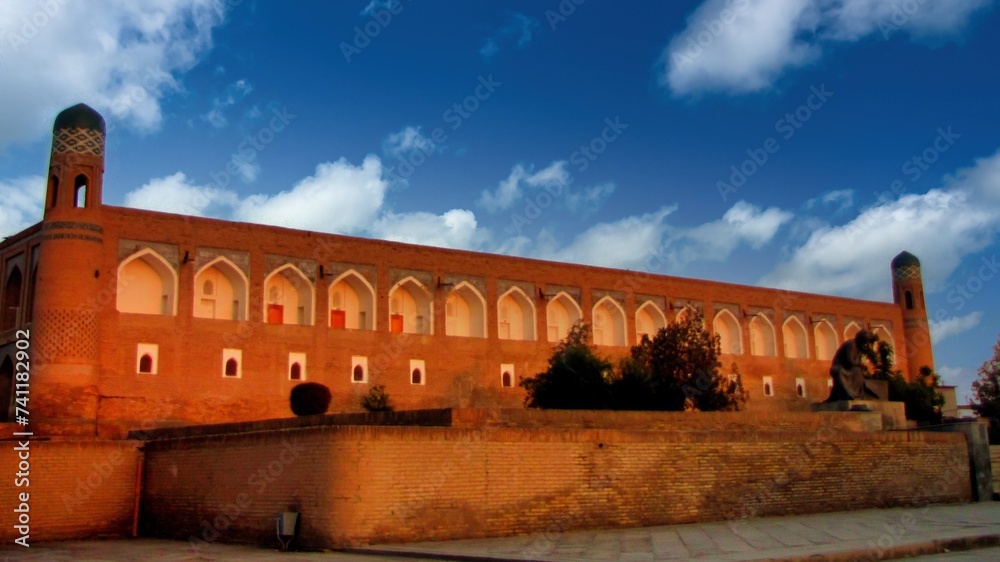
left=972, top=335, right=1000, bottom=419
left=866, top=339, right=943, bottom=423
left=360, top=384, right=394, bottom=412
left=627, top=311, right=747, bottom=412
left=520, top=322, right=612, bottom=409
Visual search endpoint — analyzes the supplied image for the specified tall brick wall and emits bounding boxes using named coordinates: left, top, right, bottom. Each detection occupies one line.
left=139, top=417, right=971, bottom=549
left=0, top=439, right=141, bottom=542
left=86, top=206, right=913, bottom=436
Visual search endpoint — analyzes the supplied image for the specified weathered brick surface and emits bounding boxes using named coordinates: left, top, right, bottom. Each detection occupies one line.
left=0, top=439, right=141, bottom=542
left=139, top=420, right=971, bottom=549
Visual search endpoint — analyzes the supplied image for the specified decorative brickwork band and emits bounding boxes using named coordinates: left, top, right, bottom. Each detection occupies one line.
left=893, top=265, right=921, bottom=280
left=52, top=127, right=105, bottom=157
left=33, top=309, right=100, bottom=362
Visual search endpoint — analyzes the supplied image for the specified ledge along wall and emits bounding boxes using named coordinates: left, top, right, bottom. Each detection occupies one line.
left=137, top=409, right=972, bottom=549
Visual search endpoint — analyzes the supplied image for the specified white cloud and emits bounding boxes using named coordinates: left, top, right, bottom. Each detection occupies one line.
left=383, top=126, right=437, bottom=159
left=564, top=182, right=616, bottom=215
left=478, top=161, right=572, bottom=213
left=200, top=79, right=253, bottom=129
left=661, top=0, right=992, bottom=96
left=0, top=1, right=226, bottom=148
left=805, top=189, right=854, bottom=212
left=668, top=201, right=792, bottom=266
left=0, top=176, right=44, bottom=238
left=931, top=311, right=983, bottom=344
left=360, top=0, right=395, bottom=16
left=124, top=172, right=239, bottom=217
left=480, top=12, right=539, bottom=59
left=762, top=149, right=1000, bottom=299
left=531, top=207, right=678, bottom=270
left=371, top=209, right=489, bottom=251
left=235, top=156, right=389, bottom=234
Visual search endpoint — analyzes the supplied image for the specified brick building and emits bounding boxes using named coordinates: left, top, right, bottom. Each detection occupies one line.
left=0, top=104, right=936, bottom=437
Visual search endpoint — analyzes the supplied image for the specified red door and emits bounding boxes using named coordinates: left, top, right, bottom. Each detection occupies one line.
left=390, top=314, right=404, bottom=333
left=267, top=304, right=284, bottom=324
left=330, top=309, right=346, bottom=329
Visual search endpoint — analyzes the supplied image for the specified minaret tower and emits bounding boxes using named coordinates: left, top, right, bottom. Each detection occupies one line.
left=30, top=103, right=107, bottom=435
left=890, top=251, right=935, bottom=382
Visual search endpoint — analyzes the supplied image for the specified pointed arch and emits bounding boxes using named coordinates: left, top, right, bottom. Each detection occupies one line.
left=263, top=264, right=314, bottom=325
left=194, top=257, right=249, bottom=321
left=749, top=313, right=776, bottom=357
left=844, top=321, right=861, bottom=342
left=48, top=175, right=59, bottom=209
left=872, top=325, right=894, bottom=349
left=675, top=305, right=697, bottom=324
left=117, top=248, right=178, bottom=316
left=0, top=356, right=13, bottom=422
left=329, top=269, right=376, bottom=330
left=592, top=296, right=626, bottom=347
left=445, top=281, right=486, bottom=338
left=25, top=263, right=37, bottom=323
left=74, top=173, right=88, bottom=208
left=498, top=286, right=536, bottom=341
left=388, top=276, right=432, bottom=334
left=546, top=292, right=581, bottom=342
left=2, top=266, right=23, bottom=330
left=814, top=320, right=838, bottom=361
left=635, top=301, right=666, bottom=342
left=782, top=316, right=809, bottom=359
left=713, top=309, right=742, bottom=355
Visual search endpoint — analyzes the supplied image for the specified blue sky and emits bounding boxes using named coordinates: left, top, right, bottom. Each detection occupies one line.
left=1, top=0, right=999, bottom=401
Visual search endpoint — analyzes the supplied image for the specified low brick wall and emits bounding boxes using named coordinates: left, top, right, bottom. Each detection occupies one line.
left=139, top=419, right=971, bottom=549
left=0, top=438, right=141, bottom=543
left=992, top=445, right=1000, bottom=496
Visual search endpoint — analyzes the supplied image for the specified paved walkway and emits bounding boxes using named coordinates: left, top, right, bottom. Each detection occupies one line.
left=1, top=502, right=998, bottom=561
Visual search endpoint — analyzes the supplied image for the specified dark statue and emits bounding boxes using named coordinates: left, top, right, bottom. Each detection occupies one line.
left=826, top=330, right=879, bottom=402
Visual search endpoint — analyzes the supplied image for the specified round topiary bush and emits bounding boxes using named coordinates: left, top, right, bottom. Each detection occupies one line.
left=289, top=382, right=332, bottom=416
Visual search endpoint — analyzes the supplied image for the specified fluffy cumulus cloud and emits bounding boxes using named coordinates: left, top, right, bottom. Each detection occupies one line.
left=761, top=149, right=1000, bottom=299
left=234, top=156, right=390, bottom=234
left=669, top=201, right=793, bottom=266
left=930, top=311, right=984, bottom=344
left=0, top=176, right=44, bottom=237
left=121, top=154, right=489, bottom=251
left=0, top=0, right=226, bottom=149
left=661, top=0, right=993, bottom=96
left=124, top=172, right=240, bottom=217
left=371, top=209, right=489, bottom=250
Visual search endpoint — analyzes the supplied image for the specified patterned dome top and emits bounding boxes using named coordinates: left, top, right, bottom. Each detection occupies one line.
left=53, top=103, right=105, bottom=134
left=891, top=251, right=920, bottom=269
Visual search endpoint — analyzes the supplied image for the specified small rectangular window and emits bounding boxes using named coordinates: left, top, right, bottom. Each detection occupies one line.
left=136, top=343, right=158, bottom=375
left=223, top=349, right=242, bottom=378
left=289, top=352, right=307, bottom=381
left=352, top=356, right=368, bottom=383
left=410, top=359, right=426, bottom=386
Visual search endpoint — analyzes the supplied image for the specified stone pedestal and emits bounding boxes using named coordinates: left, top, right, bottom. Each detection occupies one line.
left=812, top=400, right=907, bottom=431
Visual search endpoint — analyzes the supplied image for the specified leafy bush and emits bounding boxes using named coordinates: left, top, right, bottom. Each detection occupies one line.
left=521, top=313, right=747, bottom=412
left=520, top=323, right=612, bottom=409
left=361, top=384, right=394, bottom=412
left=289, top=382, right=332, bottom=416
